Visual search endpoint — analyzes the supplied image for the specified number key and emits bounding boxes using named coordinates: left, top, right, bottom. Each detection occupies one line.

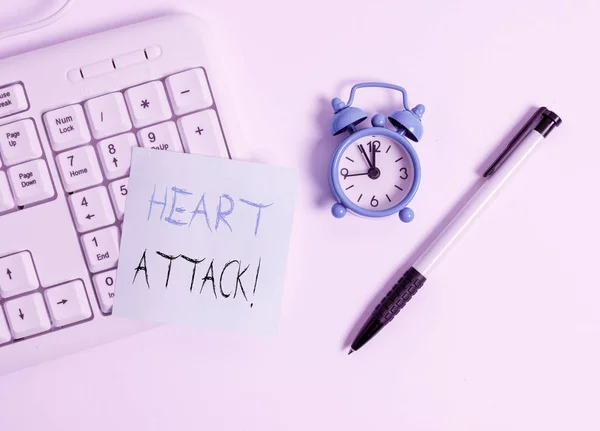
left=68, top=186, right=115, bottom=232
left=81, top=226, right=120, bottom=273
left=92, top=269, right=116, bottom=313
left=56, top=145, right=103, bottom=192
left=97, top=133, right=137, bottom=179
left=108, top=178, right=128, bottom=220
left=137, top=121, right=183, bottom=152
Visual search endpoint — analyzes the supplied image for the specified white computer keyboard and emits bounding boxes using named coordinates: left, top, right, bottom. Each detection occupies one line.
left=0, top=14, right=237, bottom=374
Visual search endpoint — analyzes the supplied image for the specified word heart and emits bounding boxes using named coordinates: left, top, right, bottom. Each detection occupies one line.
left=147, top=185, right=273, bottom=236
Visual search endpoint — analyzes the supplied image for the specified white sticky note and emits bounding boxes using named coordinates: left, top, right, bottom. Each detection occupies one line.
left=113, top=148, right=297, bottom=335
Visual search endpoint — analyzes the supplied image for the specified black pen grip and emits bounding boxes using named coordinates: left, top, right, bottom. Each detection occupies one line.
left=374, top=267, right=426, bottom=324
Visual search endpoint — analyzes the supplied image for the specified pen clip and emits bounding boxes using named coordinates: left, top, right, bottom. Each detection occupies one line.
left=483, top=107, right=547, bottom=178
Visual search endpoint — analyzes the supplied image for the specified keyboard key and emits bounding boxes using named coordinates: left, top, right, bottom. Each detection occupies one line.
left=81, top=226, right=120, bottom=273
left=0, top=251, right=39, bottom=298
left=0, top=171, right=15, bottom=213
left=56, top=145, right=103, bottom=192
left=138, top=121, right=183, bottom=152
left=44, top=104, right=91, bottom=151
left=7, top=159, right=55, bottom=206
left=68, top=186, right=115, bottom=232
left=108, top=178, right=128, bottom=219
left=0, top=307, right=11, bottom=344
left=177, top=109, right=227, bottom=157
left=92, top=270, right=116, bottom=313
left=44, top=280, right=92, bottom=327
left=165, top=68, right=213, bottom=115
left=84, top=92, right=132, bottom=139
left=4, top=293, right=51, bottom=339
left=0, top=119, right=42, bottom=166
left=97, top=133, right=137, bottom=179
left=124, top=81, right=172, bottom=128
left=0, top=84, right=29, bottom=118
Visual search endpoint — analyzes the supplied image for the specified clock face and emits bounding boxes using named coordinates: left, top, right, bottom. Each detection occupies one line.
left=336, top=134, right=414, bottom=211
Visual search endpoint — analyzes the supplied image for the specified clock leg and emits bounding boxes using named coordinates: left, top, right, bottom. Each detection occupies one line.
left=331, top=203, right=347, bottom=218
left=399, top=207, right=414, bottom=223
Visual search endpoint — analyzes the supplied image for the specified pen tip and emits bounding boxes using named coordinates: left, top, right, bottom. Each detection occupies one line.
left=348, top=349, right=354, bottom=355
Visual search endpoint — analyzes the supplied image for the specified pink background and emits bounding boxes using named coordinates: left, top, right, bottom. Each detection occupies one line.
left=1, top=0, right=599, bottom=430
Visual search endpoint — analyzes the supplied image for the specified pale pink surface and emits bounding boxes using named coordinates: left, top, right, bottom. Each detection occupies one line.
left=1, top=0, right=599, bottom=430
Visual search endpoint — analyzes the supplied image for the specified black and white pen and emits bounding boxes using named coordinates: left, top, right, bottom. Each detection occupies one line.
left=349, top=107, right=562, bottom=354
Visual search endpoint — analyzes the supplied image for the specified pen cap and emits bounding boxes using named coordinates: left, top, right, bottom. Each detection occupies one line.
left=535, top=109, right=562, bottom=137
left=484, top=107, right=562, bottom=177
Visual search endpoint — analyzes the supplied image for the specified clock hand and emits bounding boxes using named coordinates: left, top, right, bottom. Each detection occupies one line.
left=344, top=172, right=370, bottom=177
left=371, top=142, right=377, bottom=168
left=358, top=144, right=374, bottom=168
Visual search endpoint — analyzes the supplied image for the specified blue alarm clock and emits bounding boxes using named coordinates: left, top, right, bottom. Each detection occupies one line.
left=328, top=82, right=425, bottom=222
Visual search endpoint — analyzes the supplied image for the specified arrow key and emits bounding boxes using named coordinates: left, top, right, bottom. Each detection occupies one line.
left=68, top=186, right=115, bottom=233
left=44, top=280, right=91, bottom=327
left=4, top=292, right=51, bottom=338
left=0, top=251, right=39, bottom=298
